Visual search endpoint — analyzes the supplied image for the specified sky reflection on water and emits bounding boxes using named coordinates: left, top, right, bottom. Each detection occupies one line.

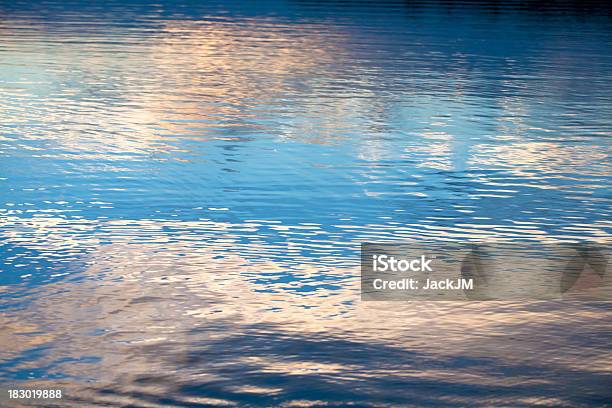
left=1, top=0, right=611, bottom=406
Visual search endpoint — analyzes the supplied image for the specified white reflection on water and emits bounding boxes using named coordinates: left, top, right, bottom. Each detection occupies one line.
left=1, top=217, right=611, bottom=405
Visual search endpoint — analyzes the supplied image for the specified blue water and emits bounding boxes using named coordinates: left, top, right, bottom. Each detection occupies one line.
left=1, top=1, right=611, bottom=406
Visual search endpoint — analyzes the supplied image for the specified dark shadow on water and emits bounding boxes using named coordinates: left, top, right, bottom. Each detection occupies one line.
left=60, top=323, right=612, bottom=407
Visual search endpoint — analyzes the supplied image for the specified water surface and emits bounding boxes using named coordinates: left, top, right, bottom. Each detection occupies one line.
left=1, top=1, right=611, bottom=406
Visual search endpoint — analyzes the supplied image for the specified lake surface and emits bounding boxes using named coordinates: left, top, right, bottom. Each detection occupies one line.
left=1, top=0, right=611, bottom=406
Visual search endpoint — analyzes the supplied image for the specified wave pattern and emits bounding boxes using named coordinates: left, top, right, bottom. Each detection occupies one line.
left=0, top=0, right=611, bottom=406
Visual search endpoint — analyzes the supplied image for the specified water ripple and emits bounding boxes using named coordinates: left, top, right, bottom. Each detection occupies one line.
left=1, top=0, right=611, bottom=406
